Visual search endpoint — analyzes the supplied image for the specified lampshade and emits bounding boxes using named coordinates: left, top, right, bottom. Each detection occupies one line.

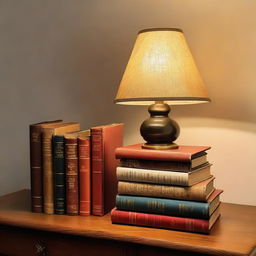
left=114, top=28, right=210, bottom=105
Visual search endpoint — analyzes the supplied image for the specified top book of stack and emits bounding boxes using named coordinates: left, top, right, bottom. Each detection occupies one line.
left=115, top=144, right=210, bottom=172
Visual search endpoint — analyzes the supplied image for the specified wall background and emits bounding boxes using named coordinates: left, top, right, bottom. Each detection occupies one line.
left=0, top=0, right=255, bottom=205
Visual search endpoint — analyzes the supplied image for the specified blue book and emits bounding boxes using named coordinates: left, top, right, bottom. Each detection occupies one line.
left=116, top=189, right=222, bottom=219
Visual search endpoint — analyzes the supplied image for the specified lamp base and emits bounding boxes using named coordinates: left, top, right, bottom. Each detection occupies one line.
left=140, top=101, right=180, bottom=150
left=142, top=143, right=178, bottom=150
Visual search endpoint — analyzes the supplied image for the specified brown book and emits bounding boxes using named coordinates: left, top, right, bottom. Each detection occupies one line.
left=120, top=153, right=208, bottom=172
left=42, top=122, right=80, bottom=214
left=118, top=177, right=215, bottom=202
left=116, top=144, right=210, bottom=161
left=91, top=124, right=124, bottom=216
left=29, top=120, right=62, bottom=213
left=78, top=131, right=91, bottom=216
left=65, top=136, right=79, bottom=215
left=64, top=130, right=90, bottom=216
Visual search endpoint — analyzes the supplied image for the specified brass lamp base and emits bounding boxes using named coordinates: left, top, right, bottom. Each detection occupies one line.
left=142, top=143, right=178, bottom=150
left=140, top=101, right=180, bottom=150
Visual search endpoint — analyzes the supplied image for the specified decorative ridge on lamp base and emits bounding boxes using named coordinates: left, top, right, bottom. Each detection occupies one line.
left=140, top=101, right=180, bottom=150
left=142, top=143, right=178, bottom=150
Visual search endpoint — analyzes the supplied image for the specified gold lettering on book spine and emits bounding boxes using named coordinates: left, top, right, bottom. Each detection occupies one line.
left=42, top=131, right=54, bottom=214
left=117, top=168, right=188, bottom=186
left=148, top=201, right=165, bottom=213
left=55, top=142, right=64, bottom=158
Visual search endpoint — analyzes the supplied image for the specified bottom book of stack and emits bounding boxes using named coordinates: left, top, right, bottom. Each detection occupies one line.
left=111, top=189, right=223, bottom=234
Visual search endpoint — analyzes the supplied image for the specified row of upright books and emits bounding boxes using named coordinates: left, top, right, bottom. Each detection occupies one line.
left=111, top=144, right=223, bottom=234
left=30, top=120, right=123, bottom=216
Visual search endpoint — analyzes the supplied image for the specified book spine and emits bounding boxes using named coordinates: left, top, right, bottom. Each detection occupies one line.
left=53, top=135, right=65, bottom=215
left=79, top=137, right=91, bottom=216
left=65, top=137, right=79, bottom=215
left=111, top=209, right=210, bottom=233
left=118, top=181, right=206, bottom=201
left=42, top=130, right=55, bottom=214
left=120, top=159, right=190, bottom=172
left=116, top=167, right=189, bottom=186
left=116, top=195, right=210, bottom=219
left=30, top=125, right=43, bottom=213
left=91, top=127, right=104, bottom=216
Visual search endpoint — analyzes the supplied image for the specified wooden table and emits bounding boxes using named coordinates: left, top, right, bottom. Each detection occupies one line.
left=0, top=190, right=255, bottom=256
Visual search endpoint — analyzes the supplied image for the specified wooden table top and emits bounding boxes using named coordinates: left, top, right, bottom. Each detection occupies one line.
left=0, top=190, right=255, bottom=256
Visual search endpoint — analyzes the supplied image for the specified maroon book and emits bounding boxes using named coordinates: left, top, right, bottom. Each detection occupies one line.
left=91, top=124, right=123, bottom=216
left=78, top=132, right=91, bottom=216
left=29, top=120, right=62, bottom=213
left=65, top=136, right=79, bottom=215
left=111, top=206, right=221, bottom=234
left=115, top=144, right=211, bottom=162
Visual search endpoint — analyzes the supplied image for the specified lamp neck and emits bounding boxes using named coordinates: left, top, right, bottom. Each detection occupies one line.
left=149, top=101, right=170, bottom=116
left=155, top=100, right=164, bottom=104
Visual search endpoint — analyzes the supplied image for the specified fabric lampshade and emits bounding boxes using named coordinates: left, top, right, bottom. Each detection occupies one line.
left=114, top=28, right=210, bottom=105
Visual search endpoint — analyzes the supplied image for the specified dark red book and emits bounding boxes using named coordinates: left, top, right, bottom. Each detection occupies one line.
left=111, top=206, right=220, bottom=234
left=29, top=120, right=62, bottom=213
left=78, top=131, right=91, bottom=216
left=115, top=144, right=210, bottom=162
left=65, top=136, right=79, bottom=215
left=91, top=124, right=123, bottom=216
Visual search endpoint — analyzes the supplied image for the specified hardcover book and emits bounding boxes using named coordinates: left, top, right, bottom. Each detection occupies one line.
left=78, top=130, right=91, bottom=216
left=111, top=205, right=221, bottom=234
left=115, top=144, right=210, bottom=162
left=116, top=163, right=212, bottom=186
left=91, top=123, right=123, bottom=216
left=29, top=120, right=62, bottom=213
left=59, top=130, right=91, bottom=216
left=42, top=122, right=80, bottom=214
left=65, top=134, right=79, bottom=215
left=119, top=153, right=208, bottom=172
left=53, top=135, right=66, bottom=214
left=116, top=189, right=223, bottom=219
left=118, top=177, right=215, bottom=202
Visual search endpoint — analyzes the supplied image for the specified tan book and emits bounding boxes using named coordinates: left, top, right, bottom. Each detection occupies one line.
left=118, top=177, right=215, bottom=202
left=29, top=120, right=63, bottom=213
left=116, top=164, right=212, bottom=186
left=42, top=122, right=80, bottom=214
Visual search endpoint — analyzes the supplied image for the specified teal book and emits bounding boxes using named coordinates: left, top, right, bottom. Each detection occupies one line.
left=116, top=189, right=222, bottom=219
left=53, top=135, right=66, bottom=214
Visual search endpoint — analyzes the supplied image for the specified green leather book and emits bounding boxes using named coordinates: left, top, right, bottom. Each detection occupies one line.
left=53, top=135, right=66, bottom=214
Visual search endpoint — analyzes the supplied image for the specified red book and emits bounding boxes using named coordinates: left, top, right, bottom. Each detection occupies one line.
left=91, top=124, right=123, bottom=216
left=65, top=136, right=79, bottom=215
left=78, top=131, right=91, bottom=216
left=111, top=206, right=221, bottom=234
left=115, top=144, right=210, bottom=162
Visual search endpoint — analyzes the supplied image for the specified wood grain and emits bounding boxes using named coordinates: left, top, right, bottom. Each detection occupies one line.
left=0, top=190, right=255, bottom=256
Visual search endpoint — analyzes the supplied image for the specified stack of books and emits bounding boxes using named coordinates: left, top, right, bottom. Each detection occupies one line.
left=29, top=120, right=123, bottom=216
left=111, top=144, right=223, bottom=234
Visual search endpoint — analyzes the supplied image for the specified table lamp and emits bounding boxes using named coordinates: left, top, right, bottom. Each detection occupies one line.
left=114, top=28, right=210, bottom=150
